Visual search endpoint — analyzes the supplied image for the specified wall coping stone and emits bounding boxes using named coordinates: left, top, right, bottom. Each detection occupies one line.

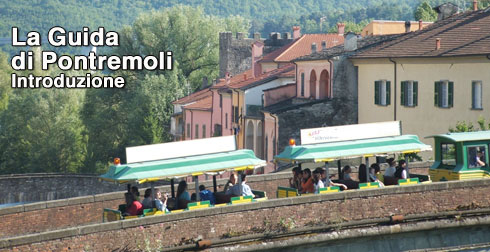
left=0, top=163, right=431, bottom=216
left=0, top=171, right=292, bottom=216
left=22, top=202, right=46, bottom=212
left=1, top=178, right=489, bottom=248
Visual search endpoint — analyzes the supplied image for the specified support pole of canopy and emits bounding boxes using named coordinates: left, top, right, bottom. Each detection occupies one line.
left=406, top=157, right=410, bottom=178
left=170, top=179, right=175, bottom=199
left=365, top=157, right=370, bottom=183
left=213, top=175, right=217, bottom=193
left=151, top=181, right=155, bottom=209
left=195, top=176, right=200, bottom=201
left=325, top=162, right=329, bottom=187
left=237, top=171, right=243, bottom=196
left=337, top=160, right=342, bottom=181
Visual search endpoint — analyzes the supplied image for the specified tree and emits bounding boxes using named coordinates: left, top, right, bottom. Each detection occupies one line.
left=82, top=6, right=248, bottom=173
left=0, top=51, right=12, bottom=113
left=414, top=1, right=437, bottom=22
left=0, top=89, right=87, bottom=174
left=113, top=5, right=249, bottom=90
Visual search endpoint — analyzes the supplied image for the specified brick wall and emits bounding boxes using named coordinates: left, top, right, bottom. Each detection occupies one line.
left=0, top=173, right=290, bottom=238
left=1, top=179, right=490, bottom=251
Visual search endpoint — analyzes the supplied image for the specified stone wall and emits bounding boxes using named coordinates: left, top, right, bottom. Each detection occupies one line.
left=2, top=179, right=490, bottom=251
left=0, top=173, right=290, bottom=238
left=0, top=174, right=168, bottom=204
left=276, top=97, right=358, bottom=153
left=219, top=32, right=293, bottom=77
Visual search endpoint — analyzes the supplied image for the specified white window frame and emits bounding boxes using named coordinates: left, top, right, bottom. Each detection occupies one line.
left=472, top=80, right=482, bottom=110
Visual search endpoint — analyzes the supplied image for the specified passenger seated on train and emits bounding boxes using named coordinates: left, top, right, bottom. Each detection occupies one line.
left=394, top=160, right=408, bottom=180
left=315, top=167, right=348, bottom=190
left=176, top=180, right=191, bottom=209
left=199, top=185, right=216, bottom=205
left=227, top=174, right=255, bottom=197
left=123, top=192, right=143, bottom=216
left=289, top=166, right=303, bottom=190
left=300, top=168, right=315, bottom=194
left=358, top=164, right=368, bottom=183
left=142, top=188, right=153, bottom=209
left=342, top=165, right=353, bottom=180
left=384, top=158, right=397, bottom=177
left=131, top=186, right=141, bottom=202
left=312, top=170, right=324, bottom=194
left=471, top=151, right=486, bottom=167
left=223, top=173, right=237, bottom=193
left=369, top=164, right=385, bottom=187
left=153, top=188, right=168, bottom=212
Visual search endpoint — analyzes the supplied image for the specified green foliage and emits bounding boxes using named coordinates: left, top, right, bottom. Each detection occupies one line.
left=0, top=51, right=11, bottom=112
left=0, top=88, right=87, bottom=174
left=414, top=1, right=438, bottom=22
left=449, top=116, right=490, bottom=132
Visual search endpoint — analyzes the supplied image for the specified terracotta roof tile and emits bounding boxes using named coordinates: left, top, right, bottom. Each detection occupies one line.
left=352, top=8, right=490, bottom=59
left=228, top=64, right=295, bottom=90
left=183, top=95, right=212, bottom=110
left=260, top=34, right=344, bottom=63
left=173, top=89, right=211, bottom=105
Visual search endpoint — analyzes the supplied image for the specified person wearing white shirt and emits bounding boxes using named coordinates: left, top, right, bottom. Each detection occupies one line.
left=226, top=174, right=255, bottom=197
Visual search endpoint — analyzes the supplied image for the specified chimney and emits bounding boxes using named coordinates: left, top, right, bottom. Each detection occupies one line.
left=405, top=21, right=411, bottom=33
left=292, top=26, right=301, bottom=39
left=202, top=76, right=208, bottom=89
left=270, top=32, right=281, bottom=40
left=434, top=3, right=459, bottom=21
left=419, top=20, right=423, bottom=30
left=337, top=23, right=345, bottom=36
left=311, top=43, right=317, bottom=54
left=321, top=41, right=327, bottom=50
left=473, top=0, right=478, bottom=11
left=436, top=38, right=441, bottom=50
left=283, top=32, right=291, bottom=40
left=225, top=72, right=231, bottom=84
left=251, top=41, right=264, bottom=78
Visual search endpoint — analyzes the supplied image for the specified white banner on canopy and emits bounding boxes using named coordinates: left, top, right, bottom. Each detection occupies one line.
left=126, top=135, right=237, bottom=163
left=300, top=121, right=401, bottom=145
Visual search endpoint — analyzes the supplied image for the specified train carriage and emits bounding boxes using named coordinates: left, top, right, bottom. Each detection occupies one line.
left=427, top=131, right=490, bottom=181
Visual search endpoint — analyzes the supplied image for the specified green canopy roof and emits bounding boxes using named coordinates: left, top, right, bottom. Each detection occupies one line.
left=426, top=130, right=490, bottom=142
left=274, top=135, right=432, bottom=163
left=100, top=149, right=266, bottom=183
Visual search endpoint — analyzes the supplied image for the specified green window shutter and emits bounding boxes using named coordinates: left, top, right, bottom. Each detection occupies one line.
left=448, top=81, right=454, bottom=107
left=400, top=81, right=406, bottom=106
left=386, top=81, right=391, bottom=105
left=434, top=81, right=440, bottom=107
left=374, top=81, right=380, bottom=105
left=413, top=81, right=418, bottom=106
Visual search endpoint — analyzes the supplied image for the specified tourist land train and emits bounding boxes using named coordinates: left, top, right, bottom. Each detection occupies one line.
left=99, top=121, right=490, bottom=221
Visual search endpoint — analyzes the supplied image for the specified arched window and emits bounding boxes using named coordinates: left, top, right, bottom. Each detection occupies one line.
left=245, top=121, right=254, bottom=151
left=319, top=70, right=330, bottom=98
left=256, top=122, right=263, bottom=159
left=310, top=70, right=317, bottom=99
left=301, top=72, right=305, bottom=97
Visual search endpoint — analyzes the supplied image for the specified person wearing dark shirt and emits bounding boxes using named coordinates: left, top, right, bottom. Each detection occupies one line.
left=199, top=185, right=216, bottom=205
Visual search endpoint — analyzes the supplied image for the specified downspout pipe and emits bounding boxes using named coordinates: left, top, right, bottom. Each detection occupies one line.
left=328, top=59, right=334, bottom=98
left=389, top=58, right=397, bottom=121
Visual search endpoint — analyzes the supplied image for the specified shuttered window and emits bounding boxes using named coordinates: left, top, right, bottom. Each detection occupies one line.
left=472, top=81, right=482, bottom=109
left=374, top=80, right=390, bottom=106
left=401, top=81, right=418, bottom=107
left=434, top=80, right=453, bottom=108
